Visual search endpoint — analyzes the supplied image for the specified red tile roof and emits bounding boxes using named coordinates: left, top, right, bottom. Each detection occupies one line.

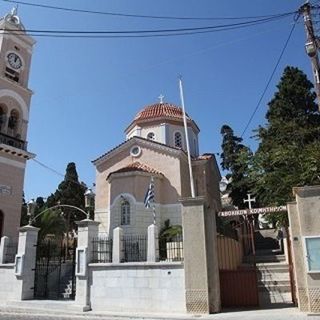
left=108, top=161, right=163, bottom=178
left=192, top=153, right=214, bottom=161
left=134, top=103, right=191, bottom=122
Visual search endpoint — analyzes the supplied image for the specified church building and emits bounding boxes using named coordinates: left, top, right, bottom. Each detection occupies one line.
left=0, top=9, right=35, bottom=240
left=92, top=100, right=221, bottom=235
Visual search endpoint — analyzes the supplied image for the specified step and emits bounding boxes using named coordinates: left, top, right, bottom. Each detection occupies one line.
left=257, top=273, right=290, bottom=282
left=5, top=300, right=88, bottom=313
left=259, top=291, right=293, bottom=305
left=255, top=249, right=283, bottom=256
left=256, top=262, right=289, bottom=270
left=258, top=279, right=291, bottom=287
left=255, top=255, right=286, bottom=263
left=259, top=284, right=291, bottom=293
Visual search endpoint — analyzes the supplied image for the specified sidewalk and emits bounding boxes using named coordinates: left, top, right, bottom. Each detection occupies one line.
left=0, top=302, right=318, bottom=320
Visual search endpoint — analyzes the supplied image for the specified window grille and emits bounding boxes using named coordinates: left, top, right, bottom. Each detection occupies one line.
left=174, top=132, right=182, bottom=148
left=92, top=237, right=113, bottom=263
left=122, top=234, right=147, bottom=262
left=147, top=132, right=155, bottom=140
left=121, top=200, right=130, bottom=225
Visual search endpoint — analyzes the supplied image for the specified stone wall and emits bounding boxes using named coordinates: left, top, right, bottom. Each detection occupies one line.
left=89, top=262, right=185, bottom=313
left=288, top=185, right=320, bottom=313
left=0, top=264, right=20, bottom=302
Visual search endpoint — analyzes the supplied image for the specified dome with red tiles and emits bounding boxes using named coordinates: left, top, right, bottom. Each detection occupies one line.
left=133, top=102, right=192, bottom=122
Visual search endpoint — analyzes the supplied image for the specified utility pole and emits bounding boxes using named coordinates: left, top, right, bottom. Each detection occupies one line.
left=300, top=1, right=320, bottom=111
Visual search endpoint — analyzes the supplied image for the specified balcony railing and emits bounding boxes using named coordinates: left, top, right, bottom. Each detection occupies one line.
left=0, top=132, right=27, bottom=150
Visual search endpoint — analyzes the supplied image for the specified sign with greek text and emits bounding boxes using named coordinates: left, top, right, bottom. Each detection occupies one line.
left=218, top=206, right=287, bottom=217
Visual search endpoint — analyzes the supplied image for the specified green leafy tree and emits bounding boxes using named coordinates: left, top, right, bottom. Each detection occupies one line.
left=20, top=193, right=28, bottom=226
left=37, top=209, right=67, bottom=241
left=54, top=162, right=87, bottom=231
left=220, top=124, right=253, bottom=209
left=252, top=66, right=320, bottom=225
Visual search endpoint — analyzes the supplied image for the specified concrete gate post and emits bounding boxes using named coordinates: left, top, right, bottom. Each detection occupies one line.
left=180, top=197, right=220, bottom=314
left=0, top=236, right=10, bottom=263
left=75, top=219, right=99, bottom=311
left=288, top=185, right=320, bottom=314
left=16, top=225, right=39, bottom=300
left=112, top=226, right=124, bottom=263
left=147, top=224, right=159, bottom=262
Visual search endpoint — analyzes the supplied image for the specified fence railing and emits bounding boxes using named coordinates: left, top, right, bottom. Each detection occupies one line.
left=122, top=234, right=147, bottom=262
left=5, top=242, right=18, bottom=263
left=92, top=237, right=113, bottom=263
left=90, top=232, right=184, bottom=264
left=159, top=234, right=183, bottom=262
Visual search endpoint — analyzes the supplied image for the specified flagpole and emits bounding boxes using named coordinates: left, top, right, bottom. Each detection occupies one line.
left=179, top=76, right=196, bottom=198
left=152, top=203, right=156, bottom=225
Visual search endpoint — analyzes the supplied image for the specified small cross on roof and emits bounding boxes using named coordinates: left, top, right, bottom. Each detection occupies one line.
left=158, top=94, right=164, bottom=104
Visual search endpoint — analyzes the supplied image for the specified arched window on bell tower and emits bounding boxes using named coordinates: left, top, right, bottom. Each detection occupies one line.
left=0, top=105, right=7, bottom=133
left=7, top=109, right=19, bottom=137
left=0, top=210, right=4, bottom=239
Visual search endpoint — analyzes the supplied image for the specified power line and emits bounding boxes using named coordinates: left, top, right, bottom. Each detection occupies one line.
left=1, top=0, right=297, bottom=22
left=1, top=13, right=295, bottom=39
left=240, top=15, right=299, bottom=138
left=32, top=158, right=87, bottom=189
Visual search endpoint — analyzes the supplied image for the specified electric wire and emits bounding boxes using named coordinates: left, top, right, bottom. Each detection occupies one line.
left=0, top=13, right=295, bottom=39
left=240, top=15, right=299, bottom=138
left=32, top=158, right=89, bottom=189
left=1, top=0, right=297, bottom=22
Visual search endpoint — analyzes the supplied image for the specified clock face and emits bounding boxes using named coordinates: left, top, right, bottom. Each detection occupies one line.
left=7, top=53, right=22, bottom=69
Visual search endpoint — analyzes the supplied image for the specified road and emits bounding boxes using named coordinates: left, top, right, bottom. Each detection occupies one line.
left=0, top=308, right=319, bottom=320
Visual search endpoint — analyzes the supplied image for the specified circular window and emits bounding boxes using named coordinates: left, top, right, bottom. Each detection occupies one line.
left=147, top=132, right=155, bottom=140
left=130, top=145, right=141, bottom=157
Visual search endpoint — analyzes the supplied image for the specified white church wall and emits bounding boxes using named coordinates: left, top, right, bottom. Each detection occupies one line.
left=89, top=262, right=186, bottom=313
left=126, top=126, right=141, bottom=140
left=139, top=125, right=165, bottom=144
left=166, top=124, right=198, bottom=157
left=108, top=202, right=182, bottom=236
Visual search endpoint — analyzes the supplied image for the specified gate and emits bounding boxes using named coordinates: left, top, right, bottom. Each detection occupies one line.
left=34, top=238, right=77, bottom=300
left=218, top=217, right=259, bottom=308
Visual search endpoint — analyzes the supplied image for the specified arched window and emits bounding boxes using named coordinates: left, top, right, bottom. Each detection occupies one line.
left=0, top=211, right=3, bottom=239
left=8, top=109, right=19, bottom=136
left=147, top=132, right=155, bottom=141
left=0, top=105, right=6, bottom=132
left=174, top=132, right=182, bottom=148
left=121, top=199, right=130, bottom=225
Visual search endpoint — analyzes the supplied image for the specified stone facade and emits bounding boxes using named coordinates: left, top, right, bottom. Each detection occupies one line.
left=90, top=263, right=185, bottom=313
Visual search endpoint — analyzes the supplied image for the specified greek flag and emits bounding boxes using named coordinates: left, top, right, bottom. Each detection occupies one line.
left=144, top=178, right=155, bottom=208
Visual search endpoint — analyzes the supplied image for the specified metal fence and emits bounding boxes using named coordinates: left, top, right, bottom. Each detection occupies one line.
left=159, top=234, right=183, bottom=262
left=122, top=234, right=147, bottom=262
left=92, top=237, right=113, bottom=263
left=5, top=242, right=18, bottom=263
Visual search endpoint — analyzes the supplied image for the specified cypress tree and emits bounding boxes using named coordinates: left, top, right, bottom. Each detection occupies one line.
left=253, top=66, right=320, bottom=209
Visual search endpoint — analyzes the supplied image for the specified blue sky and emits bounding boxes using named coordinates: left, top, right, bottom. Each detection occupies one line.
left=0, top=0, right=311, bottom=200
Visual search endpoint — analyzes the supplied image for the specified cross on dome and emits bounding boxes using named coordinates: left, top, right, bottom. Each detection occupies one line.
left=158, top=94, right=165, bottom=104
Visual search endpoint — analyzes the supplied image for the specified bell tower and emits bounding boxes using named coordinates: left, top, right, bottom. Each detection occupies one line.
left=0, top=8, right=36, bottom=240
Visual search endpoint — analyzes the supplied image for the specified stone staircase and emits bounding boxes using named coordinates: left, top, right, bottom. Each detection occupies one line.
left=61, top=279, right=74, bottom=299
left=254, top=230, right=294, bottom=307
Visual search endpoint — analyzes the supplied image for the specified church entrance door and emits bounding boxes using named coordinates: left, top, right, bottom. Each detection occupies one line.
left=34, top=237, right=77, bottom=300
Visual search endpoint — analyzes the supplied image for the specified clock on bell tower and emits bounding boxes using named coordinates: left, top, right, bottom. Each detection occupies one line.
left=0, top=8, right=36, bottom=240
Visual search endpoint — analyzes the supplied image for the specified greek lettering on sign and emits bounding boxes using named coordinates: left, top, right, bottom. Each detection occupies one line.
left=218, top=206, right=287, bottom=217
